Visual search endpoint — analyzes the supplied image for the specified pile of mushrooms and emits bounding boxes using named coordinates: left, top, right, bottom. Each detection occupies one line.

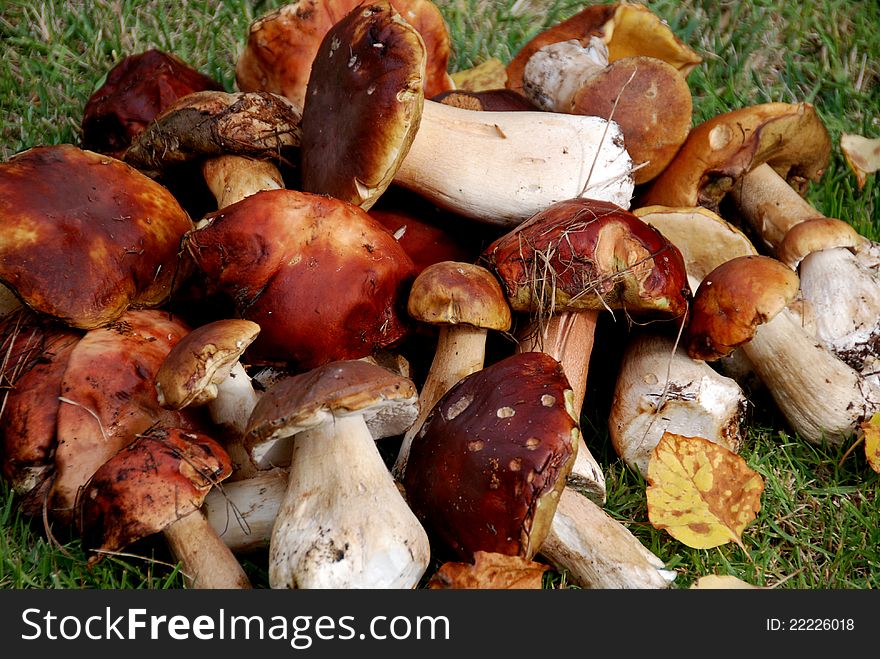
left=2, top=0, right=877, bottom=591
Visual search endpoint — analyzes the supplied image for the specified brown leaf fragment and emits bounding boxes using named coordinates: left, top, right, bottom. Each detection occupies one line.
left=840, top=133, right=880, bottom=190
left=428, top=551, right=550, bottom=589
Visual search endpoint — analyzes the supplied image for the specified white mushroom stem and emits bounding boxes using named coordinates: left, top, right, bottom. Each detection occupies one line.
left=393, top=324, right=487, bottom=480
left=516, top=311, right=606, bottom=504
left=608, top=332, right=747, bottom=477
left=521, top=38, right=609, bottom=112
left=208, top=361, right=261, bottom=437
left=538, top=487, right=676, bottom=588
left=270, top=414, right=430, bottom=589
left=201, top=155, right=285, bottom=209
left=741, top=307, right=880, bottom=445
left=202, top=468, right=289, bottom=553
left=394, top=100, right=634, bottom=226
left=163, top=509, right=252, bottom=589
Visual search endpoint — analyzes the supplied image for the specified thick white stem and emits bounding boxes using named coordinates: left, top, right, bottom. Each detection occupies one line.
left=395, top=101, right=634, bottom=226
left=208, top=361, right=261, bottom=437
left=270, top=414, right=430, bottom=589
left=163, top=509, right=252, bottom=589
left=393, top=325, right=487, bottom=480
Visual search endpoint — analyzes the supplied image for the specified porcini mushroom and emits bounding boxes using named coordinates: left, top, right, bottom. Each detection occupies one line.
left=245, top=359, right=430, bottom=589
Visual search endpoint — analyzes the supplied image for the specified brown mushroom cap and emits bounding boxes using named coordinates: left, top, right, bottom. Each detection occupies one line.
left=155, top=319, right=261, bottom=410
left=407, top=261, right=512, bottom=331
left=431, top=88, right=538, bottom=112
left=685, top=255, right=800, bottom=361
left=185, top=189, right=416, bottom=370
left=638, top=102, right=832, bottom=210
left=300, top=1, right=426, bottom=210
left=483, top=198, right=691, bottom=319
left=81, top=49, right=223, bottom=159
left=506, top=2, right=701, bottom=96
left=570, top=56, right=693, bottom=185
left=236, top=0, right=453, bottom=111
left=78, top=427, right=232, bottom=564
left=776, top=217, right=867, bottom=270
left=402, top=351, right=579, bottom=562
left=245, top=359, right=419, bottom=468
left=0, top=145, right=194, bottom=330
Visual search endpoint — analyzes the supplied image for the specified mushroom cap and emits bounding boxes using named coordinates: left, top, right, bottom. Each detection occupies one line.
left=483, top=198, right=691, bottom=318
left=638, top=102, right=832, bottom=210
left=154, top=319, right=261, bottom=410
left=81, top=49, right=223, bottom=159
left=506, top=2, right=701, bottom=96
left=685, top=255, right=801, bottom=361
left=407, top=261, right=512, bottom=331
left=123, top=90, right=302, bottom=177
left=402, top=351, right=579, bottom=562
left=431, top=88, right=538, bottom=112
left=570, top=56, right=693, bottom=185
left=185, top=189, right=416, bottom=370
left=776, top=217, right=867, bottom=270
left=78, top=427, right=232, bottom=564
left=0, top=145, right=194, bottom=330
left=300, top=1, right=426, bottom=210
left=236, top=0, right=453, bottom=111
left=245, top=359, right=419, bottom=469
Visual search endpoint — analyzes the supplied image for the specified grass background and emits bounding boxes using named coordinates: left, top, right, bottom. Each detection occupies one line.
left=1, top=0, right=878, bottom=589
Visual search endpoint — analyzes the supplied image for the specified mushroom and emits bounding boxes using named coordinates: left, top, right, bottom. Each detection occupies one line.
left=402, top=351, right=578, bottom=562
left=685, top=255, right=880, bottom=445
left=81, top=49, right=223, bottom=159
left=0, top=145, right=194, bottom=330
left=183, top=188, right=416, bottom=371
left=299, top=1, right=635, bottom=225
left=392, top=260, right=512, bottom=480
left=78, top=426, right=251, bottom=589
left=482, top=197, right=692, bottom=502
left=244, top=359, right=430, bottom=589
left=431, top=88, right=538, bottom=112
left=236, top=0, right=454, bottom=112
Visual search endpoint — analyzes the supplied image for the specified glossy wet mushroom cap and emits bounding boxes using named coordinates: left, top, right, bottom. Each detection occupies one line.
left=685, top=255, right=801, bottom=362
left=300, top=1, right=426, bottom=210
left=0, top=145, right=194, bottom=330
left=402, top=351, right=579, bottom=561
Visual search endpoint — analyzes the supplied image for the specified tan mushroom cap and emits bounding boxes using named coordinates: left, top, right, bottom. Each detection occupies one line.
left=300, top=1, right=426, bottom=210
left=245, top=359, right=419, bottom=468
left=0, top=145, right=193, bottom=330
left=236, top=0, right=453, bottom=111
left=638, top=102, right=832, bottom=210
left=78, top=427, right=232, bottom=565
left=506, top=2, right=702, bottom=96
left=407, top=261, right=512, bottom=331
left=685, top=255, right=800, bottom=362
left=155, top=319, right=261, bottom=410
left=776, top=217, right=867, bottom=270
left=570, top=56, right=693, bottom=185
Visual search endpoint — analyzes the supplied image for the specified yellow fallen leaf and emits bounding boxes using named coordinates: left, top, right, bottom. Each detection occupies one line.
left=427, top=551, right=550, bottom=589
left=690, top=574, right=764, bottom=589
left=840, top=133, right=880, bottom=190
left=450, top=58, right=508, bottom=91
left=646, top=432, right=764, bottom=550
left=861, top=412, right=880, bottom=473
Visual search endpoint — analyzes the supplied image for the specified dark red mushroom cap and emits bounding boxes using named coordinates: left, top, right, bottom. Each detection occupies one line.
left=0, top=145, right=194, bottom=330
left=482, top=198, right=691, bottom=319
left=82, top=49, right=223, bottom=159
left=185, top=189, right=417, bottom=370
left=402, top=351, right=579, bottom=562
left=78, top=427, right=232, bottom=564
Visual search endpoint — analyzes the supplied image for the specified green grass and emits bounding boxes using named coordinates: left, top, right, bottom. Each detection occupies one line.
left=1, top=0, right=879, bottom=589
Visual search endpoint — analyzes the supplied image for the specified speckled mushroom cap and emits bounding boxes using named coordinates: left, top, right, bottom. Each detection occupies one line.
left=184, top=189, right=416, bottom=370
left=407, top=261, right=512, bottom=331
left=155, top=319, right=261, bottom=409
left=638, top=102, right=831, bottom=210
left=236, top=0, right=453, bottom=111
left=685, top=255, right=801, bottom=361
left=482, top=198, right=691, bottom=319
left=245, top=359, right=419, bottom=469
left=402, top=351, right=579, bottom=562
left=506, top=2, right=701, bottom=96
left=300, top=1, right=426, bottom=210
left=78, top=427, right=232, bottom=565
left=0, top=145, right=194, bottom=330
